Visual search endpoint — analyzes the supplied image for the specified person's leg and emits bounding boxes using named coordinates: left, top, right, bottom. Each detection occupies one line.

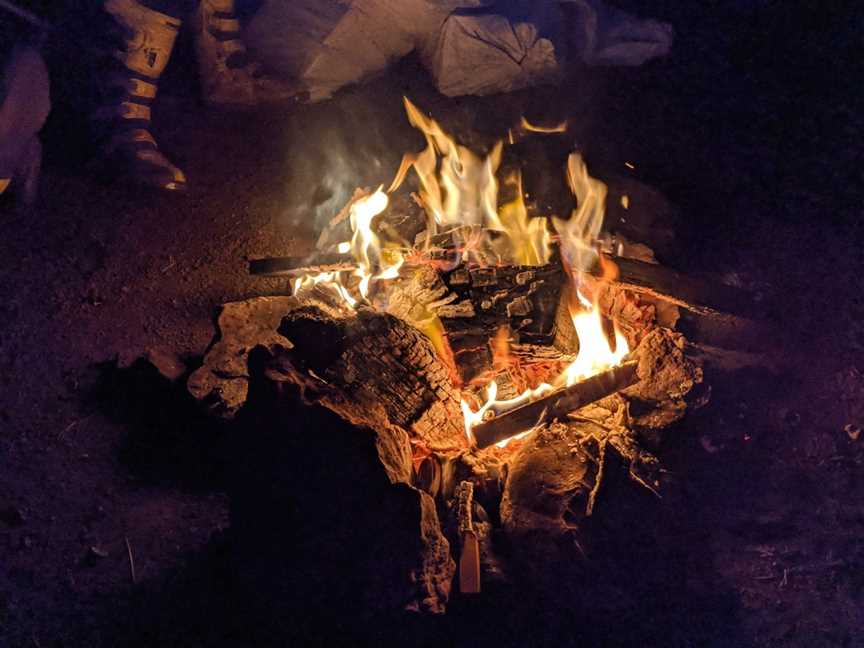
left=192, top=0, right=298, bottom=106
left=93, top=0, right=187, bottom=191
left=0, top=45, right=50, bottom=204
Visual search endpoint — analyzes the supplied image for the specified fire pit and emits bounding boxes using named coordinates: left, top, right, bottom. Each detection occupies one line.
left=187, top=98, right=761, bottom=620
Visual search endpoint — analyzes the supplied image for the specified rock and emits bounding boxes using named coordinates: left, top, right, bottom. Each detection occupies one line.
left=187, top=296, right=301, bottom=417
left=145, top=347, right=186, bottom=382
left=624, top=327, right=704, bottom=435
left=230, top=392, right=455, bottom=623
left=411, top=490, right=456, bottom=613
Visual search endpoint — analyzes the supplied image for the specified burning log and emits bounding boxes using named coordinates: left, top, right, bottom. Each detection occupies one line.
left=436, top=263, right=567, bottom=382
left=249, top=250, right=766, bottom=351
left=187, top=295, right=468, bottom=451
left=269, top=304, right=468, bottom=450
left=470, top=360, right=639, bottom=449
left=600, top=255, right=760, bottom=319
left=585, top=254, right=772, bottom=351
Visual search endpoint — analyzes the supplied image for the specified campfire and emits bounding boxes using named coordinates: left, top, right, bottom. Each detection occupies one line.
left=186, top=98, right=763, bottom=615
left=283, top=99, right=638, bottom=450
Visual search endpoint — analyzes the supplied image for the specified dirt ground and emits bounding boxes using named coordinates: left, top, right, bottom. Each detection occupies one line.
left=1, top=2, right=861, bottom=646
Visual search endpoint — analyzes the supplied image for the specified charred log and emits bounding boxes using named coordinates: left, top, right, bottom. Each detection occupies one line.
left=600, top=254, right=761, bottom=319
left=269, top=305, right=468, bottom=451
left=436, top=263, right=566, bottom=383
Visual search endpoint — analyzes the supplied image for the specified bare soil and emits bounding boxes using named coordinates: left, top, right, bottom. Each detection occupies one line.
left=1, top=2, right=861, bottom=646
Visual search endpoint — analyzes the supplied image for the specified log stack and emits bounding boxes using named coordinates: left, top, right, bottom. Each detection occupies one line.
left=434, top=262, right=566, bottom=383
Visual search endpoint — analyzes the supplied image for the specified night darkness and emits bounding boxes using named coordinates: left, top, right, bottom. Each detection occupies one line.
left=1, top=1, right=862, bottom=646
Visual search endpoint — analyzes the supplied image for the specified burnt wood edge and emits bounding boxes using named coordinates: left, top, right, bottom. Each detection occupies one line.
left=600, top=255, right=761, bottom=320
left=470, top=360, right=639, bottom=449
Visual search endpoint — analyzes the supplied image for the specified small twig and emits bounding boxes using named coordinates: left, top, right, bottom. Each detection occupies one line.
left=124, top=536, right=137, bottom=584
left=60, top=420, right=78, bottom=438
left=585, top=439, right=607, bottom=516
left=160, top=256, right=176, bottom=273
left=628, top=469, right=662, bottom=499
left=59, top=414, right=92, bottom=439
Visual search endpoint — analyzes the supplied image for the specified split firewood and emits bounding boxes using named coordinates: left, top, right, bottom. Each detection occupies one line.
left=470, top=360, right=639, bottom=449
left=250, top=246, right=768, bottom=352
left=436, top=263, right=567, bottom=383
left=597, top=254, right=760, bottom=319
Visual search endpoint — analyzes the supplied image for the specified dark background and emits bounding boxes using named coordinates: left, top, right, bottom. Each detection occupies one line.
left=1, top=1, right=862, bottom=645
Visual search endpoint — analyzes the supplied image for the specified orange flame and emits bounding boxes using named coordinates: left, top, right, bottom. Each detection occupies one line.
left=401, top=97, right=550, bottom=266
left=286, top=100, right=629, bottom=450
left=461, top=152, right=629, bottom=447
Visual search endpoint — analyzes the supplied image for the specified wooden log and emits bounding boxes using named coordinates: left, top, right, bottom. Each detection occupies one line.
left=599, top=254, right=760, bottom=320
left=252, top=250, right=759, bottom=321
left=470, top=360, right=639, bottom=449
left=270, top=305, right=468, bottom=450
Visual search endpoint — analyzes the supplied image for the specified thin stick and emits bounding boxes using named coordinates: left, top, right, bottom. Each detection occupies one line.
left=124, top=536, right=137, bottom=584
left=585, top=439, right=606, bottom=516
left=0, top=0, right=50, bottom=29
